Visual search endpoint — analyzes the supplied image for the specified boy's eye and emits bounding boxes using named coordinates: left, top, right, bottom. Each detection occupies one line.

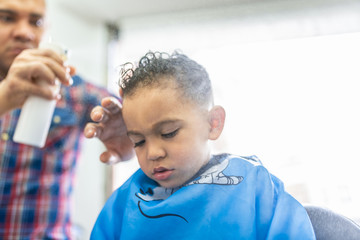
left=134, top=140, right=145, bottom=148
left=162, top=129, right=179, bottom=139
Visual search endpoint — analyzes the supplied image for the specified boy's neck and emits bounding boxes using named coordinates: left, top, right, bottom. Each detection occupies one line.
left=183, top=153, right=227, bottom=186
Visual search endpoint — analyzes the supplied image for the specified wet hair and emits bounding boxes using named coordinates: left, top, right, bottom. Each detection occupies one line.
left=119, top=51, right=214, bottom=108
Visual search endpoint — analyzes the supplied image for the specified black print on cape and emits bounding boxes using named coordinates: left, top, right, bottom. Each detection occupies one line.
left=185, top=157, right=244, bottom=186
left=137, top=201, right=189, bottom=223
left=135, top=158, right=243, bottom=222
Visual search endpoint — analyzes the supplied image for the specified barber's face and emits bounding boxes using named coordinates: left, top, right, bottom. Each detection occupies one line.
left=0, top=0, right=46, bottom=76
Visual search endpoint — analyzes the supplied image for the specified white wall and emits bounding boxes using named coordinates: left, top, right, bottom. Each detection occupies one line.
left=45, top=1, right=109, bottom=239
left=113, top=0, right=360, bottom=61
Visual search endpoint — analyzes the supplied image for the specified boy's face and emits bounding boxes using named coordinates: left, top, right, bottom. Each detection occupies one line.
left=122, top=81, right=212, bottom=188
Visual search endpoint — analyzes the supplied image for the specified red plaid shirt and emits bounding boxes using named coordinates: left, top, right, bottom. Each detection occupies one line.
left=0, top=75, right=112, bottom=239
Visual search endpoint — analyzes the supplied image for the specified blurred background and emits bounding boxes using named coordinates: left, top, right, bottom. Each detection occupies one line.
left=45, top=0, right=360, bottom=239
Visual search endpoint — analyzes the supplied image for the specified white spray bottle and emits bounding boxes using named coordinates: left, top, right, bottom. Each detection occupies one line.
left=13, top=42, right=69, bottom=148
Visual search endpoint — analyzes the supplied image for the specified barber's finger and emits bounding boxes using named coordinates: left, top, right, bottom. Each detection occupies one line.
left=43, top=48, right=74, bottom=86
left=27, top=61, right=56, bottom=84
left=67, top=65, right=76, bottom=76
left=15, top=63, right=61, bottom=99
left=100, top=151, right=122, bottom=165
left=28, top=48, right=64, bottom=64
left=43, top=48, right=64, bottom=59
left=31, top=49, right=72, bottom=86
left=42, top=57, right=72, bottom=86
left=84, top=123, right=102, bottom=138
left=22, top=55, right=69, bottom=86
left=63, top=66, right=75, bottom=86
left=101, top=97, right=122, bottom=114
left=17, top=79, right=58, bottom=100
left=90, top=106, right=110, bottom=123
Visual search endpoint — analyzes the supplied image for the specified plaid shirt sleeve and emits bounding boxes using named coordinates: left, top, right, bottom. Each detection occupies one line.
left=0, top=75, right=115, bottom=239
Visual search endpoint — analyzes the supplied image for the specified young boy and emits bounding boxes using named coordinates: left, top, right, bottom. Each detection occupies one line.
left=91, top=51, right=315, bottom=239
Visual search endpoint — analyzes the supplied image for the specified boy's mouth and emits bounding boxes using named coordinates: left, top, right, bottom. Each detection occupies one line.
left=153, top=167, right=173, bottom=181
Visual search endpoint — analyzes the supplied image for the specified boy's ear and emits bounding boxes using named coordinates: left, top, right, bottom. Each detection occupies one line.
left=208, top=106, right=226, bottom=140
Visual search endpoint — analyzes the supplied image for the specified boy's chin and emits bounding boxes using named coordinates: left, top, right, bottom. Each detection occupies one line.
left=157, top=181, right=183, bottom=189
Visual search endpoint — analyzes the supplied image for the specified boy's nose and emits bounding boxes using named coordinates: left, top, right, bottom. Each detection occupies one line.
left=146, top=140, right=166, bottom=161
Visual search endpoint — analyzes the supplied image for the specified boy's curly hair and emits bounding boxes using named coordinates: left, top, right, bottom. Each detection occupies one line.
left=119, top=51, right=213, bottom=107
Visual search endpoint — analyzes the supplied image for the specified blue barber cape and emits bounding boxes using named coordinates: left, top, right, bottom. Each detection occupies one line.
left=91, top=154, right=315, bottom=239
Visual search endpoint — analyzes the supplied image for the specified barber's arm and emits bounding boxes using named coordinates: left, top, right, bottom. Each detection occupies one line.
left=0, top=48, right=73, bottom=116
left=84, top=96, right=135, bottom=164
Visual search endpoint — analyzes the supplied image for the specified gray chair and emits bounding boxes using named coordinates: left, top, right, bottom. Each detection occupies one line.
left=305, top=205, right=360, bottom=240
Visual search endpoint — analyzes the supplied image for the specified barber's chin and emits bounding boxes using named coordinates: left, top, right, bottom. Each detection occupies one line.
left=7, top=50, right=23, bottom=59
left=16, top=48, right=28, bottom=54
left=9, top=45, right=33, bottom=55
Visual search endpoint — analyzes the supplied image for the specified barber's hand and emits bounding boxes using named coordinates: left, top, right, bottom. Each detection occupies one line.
left=0, top=48, right=74, bottom=116
left=84, top=97, right=135, bottom=164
